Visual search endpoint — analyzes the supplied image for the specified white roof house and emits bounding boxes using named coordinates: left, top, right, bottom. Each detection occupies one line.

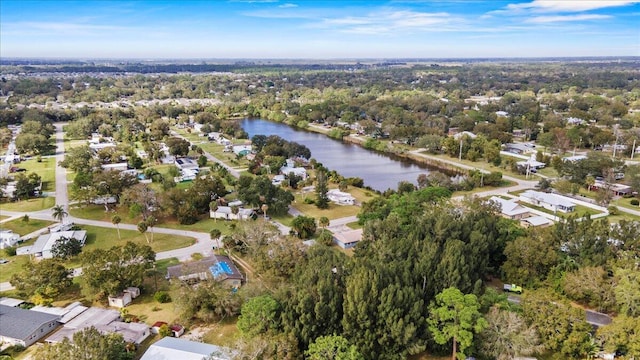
left=101, top=163, right=129, bottom=172
left=489, top=197, right=530, bottom=219
left=0, top=230, right=20, bottom=249
left=210, top=206, right=256, bottom=221
left=280, top=165, right=307, bottom=180
left=46, top=306, right=149, bottom=345
left=175, top=157, right=199, bottom=170
left=141, top=337, right=232, bottom=360
left=516, top=154, right=546, bottom=169
left=519, top=190, right=576, bottom=213
left=333, top=229, right=363, bottom=249
left=232, top=145, right=252, bottom=156
left=327, top=189, right=356, bottom=206
left=563, top=155, right=587, bottom=163
left=521, top=216, right=553, bottom=228
left=453, top=131, right=477, bottom=140
left=17, top=230, right=87, bottom=259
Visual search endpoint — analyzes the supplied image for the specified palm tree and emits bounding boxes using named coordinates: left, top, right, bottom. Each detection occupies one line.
left=261, top=204, right=269, bottom=220
left=52, top=204, right=68, bottom=224
left=137, top=221, right=149, bottom=244
left=210, top=201, right=218, bottom=222
left=319, top=216, right=330, bottom=233
left=111, top=215, right=122, bottom=240
left=146, top=216, right=157, bottom=242
left=585, top=175, right=595, bottom=192
left=210, top=229, right=222, bottom=249
left=231, top=205, right=240, bottom=220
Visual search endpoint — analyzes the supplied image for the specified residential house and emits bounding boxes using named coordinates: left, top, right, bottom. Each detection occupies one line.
left=271, top=175, right=285, bottom=186
left=210, top=206, right=256, bottom=221
left=17, top=230, right=87, bottom=259
left=151, top=322, right=184, bottom=337
left=167, top=255, right=243, bottom=288
left=333, top=229, right=363, bottom=249
left=46, top=306, right=150, bottom=345
left=0, top=230, right=20, bottom=249
left=280, top=159, right=307, bottom=180
left=489, top=196, right=530, bottom=220
left=108, top=287, right=141, bottom=308
left=516, top=154, right=546, bottom=170
left=453, top=131, right=477, bottom=140
left=232, top=145, right=252, bottom=157
left=591, top=180, right=633, bottom=196
left=327, top=189, right=356, bottom=205
left=101, top=163, right=129, bottom=171
left=140, top=337, right=232, bottom=360
left=0, top=304, right=60, bottom=347
left=175, top=157, right=199, bottom=171
left=563, top=155, right=587, bottom=163
left=503, top=143, right=530, bottom=155
left=520, top=216, right=553, bottom=228
left=519, top=190, right=576, bottom=213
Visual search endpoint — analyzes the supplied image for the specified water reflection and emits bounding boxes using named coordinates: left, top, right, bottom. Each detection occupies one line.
left=241, top=119, right=437, bottom=192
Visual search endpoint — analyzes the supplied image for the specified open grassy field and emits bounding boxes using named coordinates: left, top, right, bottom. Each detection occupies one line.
left=0, top=253, right=31, bottom=283
left=0, top=217, right=55, bottom=236
left=292, top=195, right=360, bottom=220
left=201, top=318, right=240, bottom=347
left=0, top=196, right=56, bottom=212
left=70, top=204, right=236, bottom=235
left=79, top=225, right=195, bottom=254
left=17, top=156, right=57, bottom=192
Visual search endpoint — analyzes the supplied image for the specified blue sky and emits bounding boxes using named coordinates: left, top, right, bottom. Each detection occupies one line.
left=1, top=0, right=639, bottom=59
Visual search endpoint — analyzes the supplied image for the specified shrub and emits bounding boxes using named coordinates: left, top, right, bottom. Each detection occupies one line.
left=630, top=199, right=639, bottom=206
left=154, top=291, right=171, bottom=303
left=608, top=206, right=619, bottom=215
left=303, top=197, right=315, bottom=204
left=317, top=231, right=334, bottom=246
left=3, top=246, right=16, bottom=257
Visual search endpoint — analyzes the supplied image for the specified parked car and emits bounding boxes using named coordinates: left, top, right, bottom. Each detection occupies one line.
left=503, top=284, right=523, bottom=294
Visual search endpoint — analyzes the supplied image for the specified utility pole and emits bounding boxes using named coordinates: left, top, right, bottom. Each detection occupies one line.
left=459, top=138, right=463, bottom=161
left=631, top=139, right=636, bottom=160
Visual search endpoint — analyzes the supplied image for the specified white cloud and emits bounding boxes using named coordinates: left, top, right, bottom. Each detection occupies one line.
left=3, top=21, right=129, bottom=35
left=505, top=0, right=640, bottom=13
left=316, top=10, right=457, bottom=35
left=278, top=3, right=298, bottom=8
left=526, top=14, right=611, bottom=23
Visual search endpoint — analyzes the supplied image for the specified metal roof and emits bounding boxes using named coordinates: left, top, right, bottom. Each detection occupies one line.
left=0, top=304, right=60, bottom=341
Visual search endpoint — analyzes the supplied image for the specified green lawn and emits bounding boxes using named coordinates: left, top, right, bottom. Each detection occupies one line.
left=70, top=204, right=235, bottom=235
left=0, top=196, right=56, bottom=212
left=292, top=197, right=360, bottom=221
left=79, top=225, right=195, bottom=254
left=0, top=254, right=31, bottom=283
left=453, top=180, right=517, bottom=197
left=69, top=204, right=134, bottom=223
left=17, top=156, right=57, bottom=192
left=612, top=196, right=640, bottom=212
left=422, top=153, right=533, bottom=181
left=159, top=217, right=234, bottom=235
left=0, top=218, right=56, bottom=236
left=346, top=221, right=362, bottom=229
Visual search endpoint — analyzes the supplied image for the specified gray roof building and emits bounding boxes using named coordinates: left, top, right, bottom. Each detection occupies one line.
left=141, top=337, right=232, bottom=360
left=0, top=304, right=60, bottom=347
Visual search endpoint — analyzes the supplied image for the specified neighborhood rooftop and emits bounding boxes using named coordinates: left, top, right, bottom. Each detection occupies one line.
left=0, top=304, right=60, bottom=343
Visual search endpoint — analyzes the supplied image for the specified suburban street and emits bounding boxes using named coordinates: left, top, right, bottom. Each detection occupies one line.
left=0, top=123, right=620, bottom=328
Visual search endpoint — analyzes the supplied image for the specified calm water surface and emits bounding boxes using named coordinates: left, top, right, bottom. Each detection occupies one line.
left=241, top=119, right=434, bottom=192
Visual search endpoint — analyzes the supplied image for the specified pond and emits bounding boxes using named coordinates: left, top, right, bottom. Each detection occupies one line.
left=241, top=119, right=438, bottom=192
